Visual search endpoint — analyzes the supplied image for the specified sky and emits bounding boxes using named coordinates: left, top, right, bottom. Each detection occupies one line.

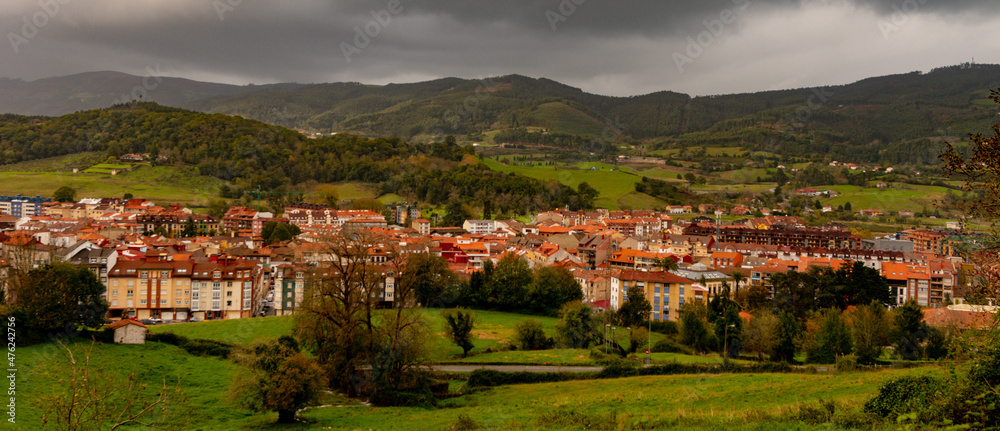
left=0, top=0, right=997, bottom=97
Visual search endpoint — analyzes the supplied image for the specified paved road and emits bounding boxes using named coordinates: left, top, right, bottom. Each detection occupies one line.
left=428, top=365, right=602, bottom=373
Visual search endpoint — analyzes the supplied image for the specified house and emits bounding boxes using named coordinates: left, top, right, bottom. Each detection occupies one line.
left=462, top=220, right=496, bottom=235
left=107, top=319, right=147, bottom=344
left=412, top=219, right=431, bottom=236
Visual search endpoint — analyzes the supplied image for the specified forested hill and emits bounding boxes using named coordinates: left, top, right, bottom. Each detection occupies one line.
left=3, top=64, right=1000, bottom=164
left=0, top=103, right=605, bottom=215
left=0, top=71, right=304, bottom=117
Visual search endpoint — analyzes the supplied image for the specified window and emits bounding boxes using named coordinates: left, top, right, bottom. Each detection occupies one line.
left=226, top=300, right=232, bottom=307
left=212, top=291, right=221, bottom=300
left=161, top=271, right=170, bottom=278
left=111, top=299, right=118, bottom=306
left=160, top=299, right=167, bottom=305
left=176, top=290, right=182, bottom=296
left=184, top=299, right=189, bottom=305
left=175, top=300, right=181, bottom=305
left=111, top=290, right=118, bottom=296
left=112, top=279, right=119, bottom=287
left=127, top=289, right=134, bottom=297
left=140, top=271, right=148, bottom=278
left=227, top=291, right=232, bottom=297
left=184, top=290, right=189, bottom=295
left=140, top=299, right=147, bottom=305
left=140, top=280, right=147, bottom=287
left=127, top=280, right=134, bottom=288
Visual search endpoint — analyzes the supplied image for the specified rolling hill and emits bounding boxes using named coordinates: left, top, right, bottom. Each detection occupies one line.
left=2, top=64, right=1000, bottom=166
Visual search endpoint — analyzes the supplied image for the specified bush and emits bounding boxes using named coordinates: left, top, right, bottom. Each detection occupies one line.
left=863, top=376, right=940, bottom=419
left=466, top=369, right=588, bottom=388
left=649, top=321, right=679, bottom=336
left=147, top=332, right=235, bottom=358
left=835, top=355, right=857, bottom=372
left=651, top=337, right=695, bottom=355
left=513, top=319, right=553, bottom=350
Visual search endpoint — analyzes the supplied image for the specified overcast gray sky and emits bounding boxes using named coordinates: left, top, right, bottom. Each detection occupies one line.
left=1, top=0, right=996, bottom=96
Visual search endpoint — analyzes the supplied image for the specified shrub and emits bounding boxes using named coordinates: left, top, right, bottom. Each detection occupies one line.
left=649, top=320, right=679, bottom=336
left=147, top=332, right=234, bottom=358
left=835, top=355, right=857, bottom=372
left=466, top=370, right=588, bottom=388
left=651, top=338, right=695, bottom=355
left=513, top=319, right=553, bottom=350
left=863, top=376, right=940, bottom=419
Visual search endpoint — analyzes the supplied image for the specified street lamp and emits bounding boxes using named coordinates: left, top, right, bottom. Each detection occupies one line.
left=605, top=323, right=611, bottom=354
left=647, top=310, right=653, bottom=365
left=723, top=323, right=736, bottom=362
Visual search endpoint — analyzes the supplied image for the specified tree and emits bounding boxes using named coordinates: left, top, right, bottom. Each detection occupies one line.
left=123, top=192, right=133, bottom=200
left=807, top=309, right=852, bottom=364
left=404, top=252, right=456, bottom=307
left=773, top=311, right=800, bottom=363
left=680, top=304, right=713, bottom=353
left=740, top=311, right=779, bottom=361
left=9, top=262, right=107, bottom=344
left=942, top=88, right=1000, bottom=220
left=350, top=198, right=384, bottom=211
left=527, top=266, right=584, bottom=315
left=181, top=216, right=197, bottom=238
left=838, top=261, right=893, bottom=307
left=655, top=256, right=679, bottom=272
left=715, top=305, right=743, bottom=359
left=617, top=286, right=651, bottom=328
left=53, top=185, right=77, bottom=203
left=442, top=309, right=476, bottom=357
left=295, top=232, right=426, bottom=398
left=730, top=270, right=746, bottom=296
left=487, top=253, right=533, bottom=311
left=228, top=336, right=326, bottom=423
left=577, top=182, right=599, bottom=208
left=555, top=301, right=598, bottom=349
left=261, top=221, right=302, bottom=244
left=442, top=199, right=473, bottom=227
left=891, top=300, right=929, bottom=361
left=851, top=301, right=890, bottom=365
left=514, top=319, right=552, bottom=350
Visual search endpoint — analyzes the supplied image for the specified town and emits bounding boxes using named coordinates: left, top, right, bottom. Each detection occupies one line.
left=1, top=193, right=980, bottom=324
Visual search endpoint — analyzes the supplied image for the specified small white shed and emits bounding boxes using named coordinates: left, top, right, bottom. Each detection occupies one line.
left=107, top=319, right=148, bottom=345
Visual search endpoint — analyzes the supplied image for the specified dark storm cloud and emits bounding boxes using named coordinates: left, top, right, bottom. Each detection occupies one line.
left=0, top=0, right=997, bottom=96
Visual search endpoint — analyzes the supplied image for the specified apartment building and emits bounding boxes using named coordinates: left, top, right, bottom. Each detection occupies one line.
left=611, top=270, right=701, bottom=322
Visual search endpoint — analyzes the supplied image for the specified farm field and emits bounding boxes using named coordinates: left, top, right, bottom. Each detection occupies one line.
left=0, top=168, right=226, bottom=207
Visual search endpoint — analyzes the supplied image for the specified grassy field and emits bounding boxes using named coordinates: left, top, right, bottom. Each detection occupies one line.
left=532, top=101, right=607, bottom=137
left=481, top=158, right=642, bottom=209
left=0, top=167, right=227, bottom=207
left=147, top=309, right=679, bottom=365
left=18, top=336, right=944, bottom=430
left=617, top=191, right=668, bottom=210
left=0, top=152, right=106, bottom=173
left=821, top=183, right=951, bottom=212
left=302, top=366, right=946, bottom=430
left=17, top=339, right=267, bottom=430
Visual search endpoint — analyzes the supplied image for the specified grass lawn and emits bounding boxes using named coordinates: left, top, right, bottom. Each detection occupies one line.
left=302, top=366, right=946, bottom=430
left=617, top=191, right=667, bottom=210
left=148, top=315, right=295, bottom=346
